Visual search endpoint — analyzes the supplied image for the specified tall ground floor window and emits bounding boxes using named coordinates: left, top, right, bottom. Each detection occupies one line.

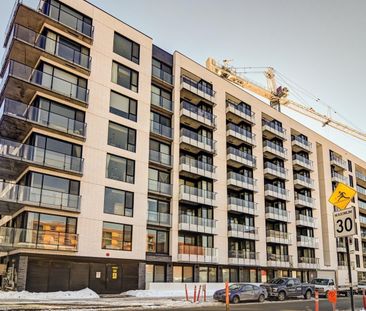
left=145, top=264, right=166, bottom=286
left=173, top=265, right=193, bottom=282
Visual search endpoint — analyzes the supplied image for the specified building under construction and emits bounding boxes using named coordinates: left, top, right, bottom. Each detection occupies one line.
left=0, top=0, right=365, bottom=294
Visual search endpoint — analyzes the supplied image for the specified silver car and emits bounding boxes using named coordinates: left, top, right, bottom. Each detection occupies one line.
left=213, top=283, right=268, bottom=304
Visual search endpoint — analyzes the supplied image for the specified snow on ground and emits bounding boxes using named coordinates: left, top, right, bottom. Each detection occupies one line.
left=124, top=289, right=216, bottom=298
left=0, top=288, right=99, bottom=300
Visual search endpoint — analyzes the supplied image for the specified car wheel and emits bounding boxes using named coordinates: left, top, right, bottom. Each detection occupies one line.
left=258, top=294, right=265, bottom=303
left=304, top=290, right=312, bottom=300
left=278, top=291, right=286, bottom=301
left=232, top=295, right=240, bottom=304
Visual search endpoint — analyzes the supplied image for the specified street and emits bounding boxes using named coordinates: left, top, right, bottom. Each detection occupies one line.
left=0, top=296, right=364, bottom=311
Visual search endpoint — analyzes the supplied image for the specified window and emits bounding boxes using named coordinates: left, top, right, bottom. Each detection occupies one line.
left=173, top=266, right=193, bottom=283
left=146, top=264, right=165, bottom=285
left=349, top=175, right=354, bottom=187
left=108, top=122, right=136, bottom=152
left=357, top=255, right=361, bottom=268
left=152, top=58, right=172, bottom=84
left=149, top=168, right=170, bottom=184
left=150, top=139, right=171, bottom=165
left=146, top=229, right=169, bottom=254
left=148, top=198, right=169, bottom=214
left=348, top=160, right=353, bottom=172
left=112, top=61, right=139, bottom=92
left=104, top=187, right=133, bottom=217
left=106, top=154, right=135, bottom=183
left=113, top=33, right=140, bottom=64
left=110, top=91, right=137, bottom=121
left=102, top=222, right=132, bottom=251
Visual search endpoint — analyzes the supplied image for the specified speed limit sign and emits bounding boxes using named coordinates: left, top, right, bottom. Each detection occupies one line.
left=333, top=207, right=356, bottom=238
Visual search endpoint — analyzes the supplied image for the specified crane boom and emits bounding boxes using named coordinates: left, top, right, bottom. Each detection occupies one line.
left=206, top=57, right=366, bottom=142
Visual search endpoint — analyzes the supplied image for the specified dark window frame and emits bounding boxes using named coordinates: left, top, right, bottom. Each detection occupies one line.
left=102, top=221, right=133, bottom=251
left=113, top=32, right=140, bottom=64
left=108, top=121, right=137, bottom=152
left=104, top=187, right=134, bottom=217
left=106, top=153, right=135, bottom=184
left=109, top=90, right=138, bottom=122
left=111, top=61, right=139, bottom=92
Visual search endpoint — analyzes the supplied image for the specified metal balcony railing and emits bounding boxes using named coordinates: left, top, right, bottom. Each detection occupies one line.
left=2, top=60, right=89, bottom=103
left=0, top=181, right=81, bottom=211
left=0, top=138, right=84, bottom=174
left=0, top=98, right=87, bottom=138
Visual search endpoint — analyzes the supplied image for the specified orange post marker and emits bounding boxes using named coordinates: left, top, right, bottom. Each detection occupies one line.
left=363, top=289, right=366, bottom=309
left=314, top=289, right=319, bottom=311
left=203, top=284, right=207, bottom=302
left=193, top=285, right=197, bottom=303
left=225, top=281, right=230, bottom=311
left=197, top=285, right=201, bottom=302
left=185, top=284, right=189, bottom=301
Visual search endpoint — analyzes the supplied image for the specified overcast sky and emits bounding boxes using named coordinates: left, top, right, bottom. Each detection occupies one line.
left=1, top=0, right=365, bottom=159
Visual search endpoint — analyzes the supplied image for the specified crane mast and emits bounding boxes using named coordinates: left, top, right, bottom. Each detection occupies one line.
left=206, top=58, right=366, bottom=142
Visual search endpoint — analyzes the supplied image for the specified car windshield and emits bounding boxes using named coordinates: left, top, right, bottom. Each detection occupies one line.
left=229, top=284, right=242, bottom=290
left=310, top=279, right=329, bottom=285
left=269, top=278, right=286, bottom=285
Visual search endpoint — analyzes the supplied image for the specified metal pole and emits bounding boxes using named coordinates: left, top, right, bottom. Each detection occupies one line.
left=345, top=237, right=355, bottom=311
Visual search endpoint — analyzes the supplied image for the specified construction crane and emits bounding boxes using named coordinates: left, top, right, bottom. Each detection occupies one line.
left=206, top=57, right=366, bottom=142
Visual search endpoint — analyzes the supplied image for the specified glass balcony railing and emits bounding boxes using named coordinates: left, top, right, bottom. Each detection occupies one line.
left=181, top=101, right=216, bottom=126
left=147, top=211, right=171, bottom=227
left=267, top=253, right=292, bottom=263
left=0, top=98, right=87, bottom=138
left=228, top=223, right=258, bottom=238
left=262, top=121, right=286, bottom=138
left=330, top=154, right=347, bottom=169
left=293, top=154, right=313, bottom=169
left=227, top=197, right=257, bottom=215
left=358, top=186, right=366, bottom=196
left=151, top=92, right=173, bottom=112
left=179, top=214, right=216, bottom=229
left=180, top=128, right=216, bottom=152
left=180, top=184, right=216, bottom=202
left=148, top=179, right=172, bottom=196
left=359, top=201, right=366, bottom=210
left=227, top=123, right=256, bottom=143
left=297, top=235, right=319, bottom=248
left=331, top=171, right=347, bottom=183
left=356, top=171, right=366, bottom=182
left=0, top=181, right=81, bottom=211
left=265, top=206, right=290, bottom=221
left=264, top=162, right=287, bottom=177
left=3, top=24, right=91, bottom=70
left=0, top=227, right=78, bottom=251
left=2, top=60, right=89, bottom=103
left=180, top=156, right=215, bottom=174
left=263, top=140, right=287, bottom=156
left=293, top=174, right=314, bottom=187
left=0, top=138, right=84, bottom=174
left=39, top=0, right=94, bottom=38
left=228, top=250, right=258, bottom=260
left=227, top=147, right=256, bottom=167
left=292, top=136, right=312, bottom=149
left=296, top=214, right=317, bottom=227
left=149, top=149, right=172, bottom=166
left=226, top=100, right=255, bottom=123
left=264, top=184, right=289, bottom=197
left=266, top=230, right=291, bottom=244
left=181, top=76, right=215, bottom=97
left=295, top=193, right=315, bottom=206
left=298, top=257, right=319, bottom=265
left=150, top=120, right=173, bottom=139
left=178, top=244, right=218, bottom=261
left=228, top=171, right=257, bottom=188
left=152, top=66, right=173, bottom=84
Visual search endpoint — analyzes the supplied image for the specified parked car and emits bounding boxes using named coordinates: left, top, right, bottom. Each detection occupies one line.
left=357, top=280, right=366, bottom=294
left=311, top=277, right=357, bottom=297
left=264, top=277, right=314, bottom=301
left=213, top=283, right=268, bottom=304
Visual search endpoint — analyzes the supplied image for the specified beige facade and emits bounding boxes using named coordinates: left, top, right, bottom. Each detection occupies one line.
left=0, top=0, right=366, bottom=293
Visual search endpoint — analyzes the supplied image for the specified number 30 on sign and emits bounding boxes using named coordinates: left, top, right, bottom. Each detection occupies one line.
left=333, top=207, right=356, bottom=238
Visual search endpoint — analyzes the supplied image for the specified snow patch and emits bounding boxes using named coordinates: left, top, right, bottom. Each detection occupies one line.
left=124, top=289, right=217, bottom=298
left=0, top=288, right=99, bottom=300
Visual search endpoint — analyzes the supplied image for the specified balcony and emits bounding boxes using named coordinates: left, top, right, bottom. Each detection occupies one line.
left=265, top=206, right=291, bottom=222
left=262, top=121, right=287, bottom=140
left=263, top=140, right=287, bottom=160
left=152, top=66, right=173, bottom=86
left=266, top=230, right=291, bottom=244
left=226, top=123, right=256, bottom=146
left=178, top=244, right=218, bottom=263
left=292, top=154, right=314, bottom=171
left=179, top=156, right=216, bottom=179
left=179, top=185, right=216, bottom=206
left=1, top=60, right=89, bottom=106
left=330, top=154, right=347, bottom=171
left=297, top=235, right=319, bottom=248
left=178, top=214, right=216, bottom=234
left=264, top=162, right=288, bottom=180
left=0, top=98, right=86, bottom=141
left=0, top=181, right=81, bottom=215
left=150, top=120, right=173, bottom=140
left=148, top=179, right=172, bottom=197
left=2, top=24, right=91, bottom=76
left=226, top=101, right=255, bottom=124
left=151, top=92, right=173, bottom=114
left=293, top=174, right=314, bottom=189
left=228, top=223, right=258, bottom=240
left=228, top=250, right=259, bottom=266
left=4, top=0, right=93, bottom=48
left=227, top=172, right=257, bottom=192
left=292, top=136, right=312, bottom=153
left=180, top=76, right=215, bottom=104
left=0, top=227, right=78, bottom=252
left=358, top=186, right=366, bottom=200
left=0, top=138, right=84, bottom=179
left=296, top=214, right=318, bottom=228
left=356, top=171, right=366, bottom=183
left=331, top=171, right=347, bottom=184
left=294, top=193, right=315, bottom=208
left=267, top=253, right=293, bottom=268
left=149, top=150, right=172, bottom=168
left=227, top=197, right=258, bottom=216
left=359, top=200, right=366, bottom=211
left=336, top=239, right=347, bottom=253
left=264, top=184, right=290, bottom=201
left=180, top=101, right=216, bottom=129
left=298, top=257, right=319, bottom=269
left=180, top=128, right=216, bottom=154
left=147, top=211, right=171, bottom=227
left=226, top=147, right=256, bottom=169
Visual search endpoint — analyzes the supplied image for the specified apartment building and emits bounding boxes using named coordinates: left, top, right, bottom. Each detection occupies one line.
left=0, top=0, right=365, bottom=294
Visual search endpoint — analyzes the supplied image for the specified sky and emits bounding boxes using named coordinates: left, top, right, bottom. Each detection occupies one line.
left=1, top=0, right=365, bottom=159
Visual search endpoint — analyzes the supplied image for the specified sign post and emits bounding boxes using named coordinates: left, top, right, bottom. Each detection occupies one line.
left=329, top=182, right=357, bottom=311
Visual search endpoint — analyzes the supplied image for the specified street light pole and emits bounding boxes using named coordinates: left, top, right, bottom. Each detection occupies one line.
left=345, top=237, right=355, bottom=311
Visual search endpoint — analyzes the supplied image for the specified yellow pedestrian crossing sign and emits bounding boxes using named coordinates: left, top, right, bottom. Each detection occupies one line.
left=328, top=182, right=356, bottom=210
